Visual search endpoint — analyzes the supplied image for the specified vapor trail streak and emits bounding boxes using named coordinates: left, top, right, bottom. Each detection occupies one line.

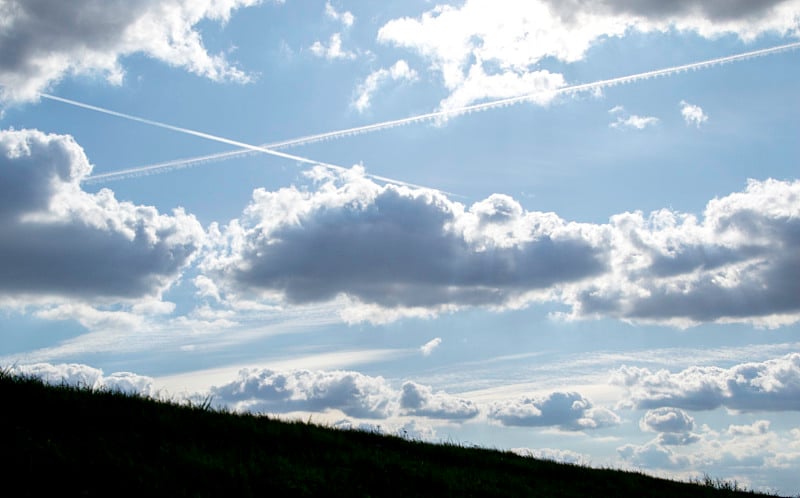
left=39, top=94, right=438, bottom=191
left=85, top=41, right=800, bottom=183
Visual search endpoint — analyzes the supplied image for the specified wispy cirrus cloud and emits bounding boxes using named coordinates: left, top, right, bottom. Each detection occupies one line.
left=353, top=60, right=418, bottom=112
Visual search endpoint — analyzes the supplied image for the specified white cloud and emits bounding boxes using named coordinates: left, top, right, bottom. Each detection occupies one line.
left=610, top=114, right=660, bottom=130
left=0, top=128, right=204, bottom=304
left=353, top=60, right=418, bottom=112
left=0, top=0, right=265, bottom=102
left=377, top=0, right=800, bottom=111
left=324, top=1, right=354, bottom=28
left=310, top=33, right=356, bottom=61
left=641, top=407, right=695, bottom=433
left=612, top=353, right=800, bottom=411
left=680, top=100, right=709, bottom=127
left=511, top=447, right=592, bottom=465
left=400, top=381, right=479, bottom=420
left=419, top=337, right=442, bottom=356
left=728, top=420, right=771, bottom=436
left=488, top=391, right=620, bottom=430
left=9, top=363, right=156, bottom=396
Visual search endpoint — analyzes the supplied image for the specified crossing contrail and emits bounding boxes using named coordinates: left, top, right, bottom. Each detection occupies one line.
left=39, top=94, right=442, bottom=192
left=82, top=40, right=800, bottom=183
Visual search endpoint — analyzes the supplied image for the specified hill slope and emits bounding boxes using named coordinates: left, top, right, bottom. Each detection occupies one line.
left=0, top=372, right=778, bottom=497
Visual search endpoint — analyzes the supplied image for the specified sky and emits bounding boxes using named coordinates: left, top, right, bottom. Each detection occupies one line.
left=1, top=0, right=799, bottom=493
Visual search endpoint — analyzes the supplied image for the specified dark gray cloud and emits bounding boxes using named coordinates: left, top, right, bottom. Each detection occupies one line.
left=639, top=408, right=700, bottom=446
left=640, top=407, right=695, bottom=433
left=207, top=171, right=800, bottom=327
left=613, top=353, right=800, bottom=411
left=205, top=173, right=608, bottom=314
left=0, top=128, right=203, bottom=301
left=399, top=381, right=479, bottom=420
left=617, top=440, right=690, bottom=469
left=548, top=0, right=793, bottom=22
left=0, top=0, right=261, bottom=101
left=210, top=368, right=399, bottom=419
left=568, top=179, right=800, bottom=327
left=488, top=391, right=620, bottom=430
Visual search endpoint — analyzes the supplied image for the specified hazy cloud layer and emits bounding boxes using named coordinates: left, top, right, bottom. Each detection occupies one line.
left=0, top=0, right=264, bottom=102
left=204, top=168, right=800, bottom=327
left=613, top=353, right=800, bottom=411
left=0, top=128, right=203, bottom=302
left=488, top=391, right=620, bottom=430
left=377, top=0, right=800, bottom=110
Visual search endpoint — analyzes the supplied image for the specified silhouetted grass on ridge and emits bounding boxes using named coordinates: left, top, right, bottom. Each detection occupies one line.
left=0, top=370, right=784, bottom=497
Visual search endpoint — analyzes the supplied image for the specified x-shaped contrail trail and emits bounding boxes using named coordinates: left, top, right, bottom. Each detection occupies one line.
left=39, top=93, right=443, bottom=192
left=43, top=41, right=800, bottom=185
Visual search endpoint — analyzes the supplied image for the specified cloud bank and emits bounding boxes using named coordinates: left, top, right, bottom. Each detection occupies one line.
left=613, top=353, right=800, bottom=411
left=0, top=128, right=203, bottom=304
left=0, top=0, right=265, bottom=102
left=202, top=167, right=800, bottom=327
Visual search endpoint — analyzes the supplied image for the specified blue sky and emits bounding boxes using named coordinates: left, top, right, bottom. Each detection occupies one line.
left=1, top=0, right=800, bottom=493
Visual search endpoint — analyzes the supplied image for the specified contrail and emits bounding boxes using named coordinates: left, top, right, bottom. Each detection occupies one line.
left=39, top=94, right=440, bottom=192
left=84, top=41, right=800, bottom=183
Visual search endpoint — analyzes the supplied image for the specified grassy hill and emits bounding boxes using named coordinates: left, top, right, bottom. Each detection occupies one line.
left=0, top=371, right=781, bottom=497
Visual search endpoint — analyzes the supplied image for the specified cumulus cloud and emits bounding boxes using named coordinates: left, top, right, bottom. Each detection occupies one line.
left=210, top=367, right=398, bottom=418
left=641, top=407, right=695, bottom=433
left=613, top=353, right=800, bottom=411
left=640, top=408, right=700, bottom=446
left=0, top=128, right=204, bottom=304
left=353, top=60, right=418, bottom=112
left=419, top=337, right=442, bottom=356
left=680, top=100, right=709, bottom=127
left=511, top=447, right=591, bottom=465
left=310, top=33, right=356, bottom=61
left=547, top=0, right=800, bottom=29
left=399, top=381, right=479, bottom=420
left=377, top=0, right=800, bottom=111
left=488, top=391, right=620, bottom=430
left=0, top=0, right=265, bottom=102
left=617, top=440, right=691, bottom=469
left=201, top=166, right=608, bottom=321
left=728, top=420, right=771, bottom=436
left=564, top=178, right=800, bottom=328
left=9, top=362, right=156, bottom=395
left=203, top=167, right=800, bottom=327
left=610, top=114, right=660, bottom=130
